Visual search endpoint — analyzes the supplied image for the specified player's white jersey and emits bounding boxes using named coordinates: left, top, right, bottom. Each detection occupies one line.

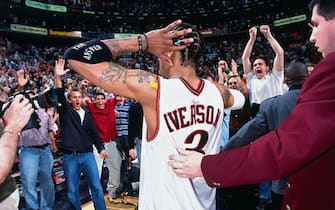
left=139, top=77, right=224, bottom=210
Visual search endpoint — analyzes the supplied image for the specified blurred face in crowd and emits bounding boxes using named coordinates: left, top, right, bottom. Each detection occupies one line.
left=67, top=78, right=73, bottom=85
left=253, top=58, right=269, bottom=79
left=70, top=90, right=82, bottom=111
left=116, top=95, right=126, bottom=106
left=39, top=86, right=45, bottom=92
left=309, top=5, right=335, bottom=58
left=95, top=94, right=106, bottom=110
left=228, top=77, right=240, bottom=90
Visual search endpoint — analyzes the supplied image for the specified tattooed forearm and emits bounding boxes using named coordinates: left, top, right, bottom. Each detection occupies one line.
left=103, top=39, right=134, bottom=57
left=99, top=63, right=156, bottom=86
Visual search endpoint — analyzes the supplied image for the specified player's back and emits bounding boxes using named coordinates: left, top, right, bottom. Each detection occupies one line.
left=139, top=77, right=224, bottom=210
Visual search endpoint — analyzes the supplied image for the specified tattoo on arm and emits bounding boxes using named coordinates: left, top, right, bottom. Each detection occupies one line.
left=104, top=39, right=133, bottom=57
left=99, top=63, right=127, bottom=84
left=99, top=63, right=156, bottom=86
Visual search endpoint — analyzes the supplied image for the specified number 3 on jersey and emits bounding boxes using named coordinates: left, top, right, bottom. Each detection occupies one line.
left=184, top=129, right=208, bottom=154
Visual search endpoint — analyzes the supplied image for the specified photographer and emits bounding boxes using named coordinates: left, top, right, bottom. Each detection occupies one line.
left=0, top=94, right=34, bottom=209
left=16, top=69, right=56, bottom=210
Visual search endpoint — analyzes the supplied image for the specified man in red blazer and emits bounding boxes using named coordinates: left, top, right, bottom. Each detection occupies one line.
left=168, top=1, right=335, bottom=210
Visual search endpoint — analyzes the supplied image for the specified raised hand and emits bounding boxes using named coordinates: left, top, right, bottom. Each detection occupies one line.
left=146, top=19, right=194, bottom=64
left=249, top=27, right=257, bottom=40
left=218, top=60, right=229, bottom=71
left=231, top=59, right=238, bottom=75
left=54, top=58, right=70, bottom=77
left=260, top=25, right=271, bottom=38
left=17, top=69, right=29, bottom=88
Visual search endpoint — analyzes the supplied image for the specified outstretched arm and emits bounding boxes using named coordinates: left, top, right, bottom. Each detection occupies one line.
left=260, top=25, right=284, bottom=72
left=242, top=27, right=257, bottom=75
left=102, top=20, right=193, bottom=64
left=65, top=20, right=193, bottom=103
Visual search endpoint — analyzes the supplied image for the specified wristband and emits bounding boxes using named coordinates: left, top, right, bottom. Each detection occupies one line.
left=138, top=35, right=143, bottom=54
left=138, top=34, right=149, bottom=55
left=143, top=33, right=149, bottom=52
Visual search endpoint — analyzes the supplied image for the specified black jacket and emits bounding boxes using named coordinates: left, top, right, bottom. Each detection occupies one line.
left=55, top=88, right=104, bottom=153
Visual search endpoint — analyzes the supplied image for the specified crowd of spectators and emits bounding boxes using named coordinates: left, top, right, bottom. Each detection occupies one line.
left=0, top=18, right=320, bottom=103
left=0, top=0, right=319, bottom=112
left=0, top=2, right=323, bottom=208
left=1, top=0, right=308, bottom=36
left=46, top=0, right=299, bottom=19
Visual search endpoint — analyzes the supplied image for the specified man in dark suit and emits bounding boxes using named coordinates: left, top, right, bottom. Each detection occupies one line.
left=168, top=1, right=335, bottom=209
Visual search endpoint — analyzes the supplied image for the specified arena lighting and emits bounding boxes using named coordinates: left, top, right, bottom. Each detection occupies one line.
left=25, top=0, right=67, bottom=13
left=10, top=23, right=48, bottom=35
left=49, top=30, right=82, bottom=38
left=274, top=14, right=307, bottom=27
left=83, top=10, right=95, bottom=15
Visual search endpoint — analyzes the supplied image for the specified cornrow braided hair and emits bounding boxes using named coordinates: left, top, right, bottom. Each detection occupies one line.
left=172, top=22, right=204, bottom=73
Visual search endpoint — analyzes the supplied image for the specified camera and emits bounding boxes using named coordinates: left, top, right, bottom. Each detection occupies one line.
left=0, top=87, right=59, bottom=131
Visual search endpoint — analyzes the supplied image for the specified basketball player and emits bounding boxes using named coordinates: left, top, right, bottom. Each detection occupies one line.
left=63, top=20, right=244, bottom=210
